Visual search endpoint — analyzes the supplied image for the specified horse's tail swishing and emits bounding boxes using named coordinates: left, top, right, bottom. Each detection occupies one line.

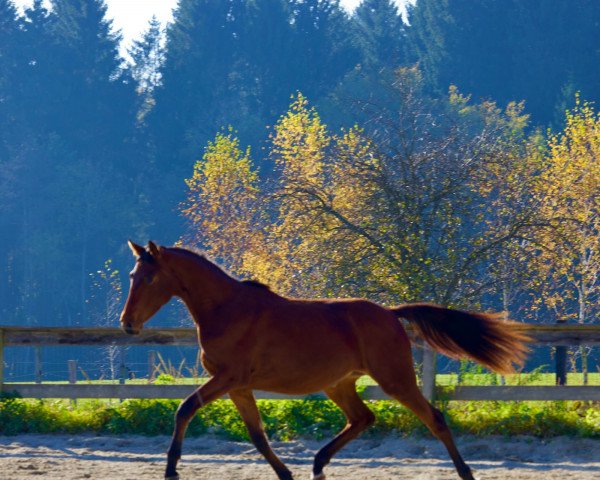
left=392, top=303, right=530, bottom=374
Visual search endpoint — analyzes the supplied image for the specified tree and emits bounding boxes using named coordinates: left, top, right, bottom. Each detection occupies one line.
left=405, top=0, right=452, bottom=92
left=238, top=0, right=294, bottom=119
left=526, top=98, right=600, bottom=382
left=183, top=69, right=532, bottom=309
left=353, top=0, right=406, bottom=70
left=0, top=0, right=143, bottom=329
left=182, top=129, right=261, bottom=274
left=0, top=0, right=23, bottom=99
left=288, top=0, right=358, bottom=100
left=87, top=259, right=123, bottom=379
left=0, top=0, right=26, bottom=152
left=0, top=0, right=54, bottom=324
left=255, top=93, right=334, bottom=294
left=128, top=16, right=165, bottom=121
left=149, top=0, right=361, bottom=238
left=44, top=0, right=135, bottom=156
left=150, top=0, right=243, bottom=164
left=406, top=0, right=600, bottom=126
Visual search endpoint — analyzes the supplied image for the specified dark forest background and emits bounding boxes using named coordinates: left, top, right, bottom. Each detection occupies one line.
left=0, top=0, right=598, bottom=379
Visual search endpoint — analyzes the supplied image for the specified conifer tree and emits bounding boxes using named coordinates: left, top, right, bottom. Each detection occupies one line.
left=128, top=16, right=165, bottom=121
left=353, top=0, right=406, bottom=70
left=129, top=16, right=164, bottom=94
left=46, top=0, right=134, bottom=155
left=0, top=0, right=27, bottom=320
left=240, top=0, right=295, bottom=118
left=406, top=0, right=600, bottom=126
left=150, top=0, right=244, bottom=160
left=1, top=0, right=141, bottom=326
left=289, top=0, right=358, bottom=99
left=0, top=0, right=25, bottom=137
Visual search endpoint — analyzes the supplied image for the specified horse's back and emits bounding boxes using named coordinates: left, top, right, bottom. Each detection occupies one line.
left=260, top=296, right=410, bottom=369
left=337, top=298, right=412, bottom=352
left=257, top=295, right=411, bottom=355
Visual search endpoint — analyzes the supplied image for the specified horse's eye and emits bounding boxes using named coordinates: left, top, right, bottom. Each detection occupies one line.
left=144, top=274, right=155, bottom=285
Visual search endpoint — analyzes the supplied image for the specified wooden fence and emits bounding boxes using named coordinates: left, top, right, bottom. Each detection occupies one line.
left=0, top=324, right=599, bottom=402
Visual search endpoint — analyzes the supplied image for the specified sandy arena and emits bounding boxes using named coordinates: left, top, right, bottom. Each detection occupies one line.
left=0, top=433, right=598, bottom=479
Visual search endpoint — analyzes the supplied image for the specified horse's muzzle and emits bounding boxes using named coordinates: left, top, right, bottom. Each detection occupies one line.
left=121, top=320, right=140, bottom=335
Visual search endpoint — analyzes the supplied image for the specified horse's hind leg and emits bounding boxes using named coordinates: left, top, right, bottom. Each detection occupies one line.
left=312, top=378, right=375, bottom=480
left=379, top=380, right=474, bottom=480
left=229, top=389, right=294, bottom=480
left=363, top=318, right=474, bottom=480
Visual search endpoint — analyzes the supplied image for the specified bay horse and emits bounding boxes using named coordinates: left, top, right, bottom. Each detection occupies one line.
left=120, top=241, right=529, bottom=480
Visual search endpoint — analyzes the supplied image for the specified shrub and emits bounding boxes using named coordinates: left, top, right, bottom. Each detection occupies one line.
left=0, top=394, right=598, bottom=439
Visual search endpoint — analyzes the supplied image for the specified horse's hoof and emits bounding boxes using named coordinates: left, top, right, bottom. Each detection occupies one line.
left=311, top=474, right=326, bottom=480
left=165, top=475, right=179, bottom=480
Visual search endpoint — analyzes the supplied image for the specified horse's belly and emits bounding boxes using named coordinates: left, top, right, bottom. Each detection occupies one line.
left=251, top=373, right=359, bottom=395
left=249, top=343, right=362, bottom=394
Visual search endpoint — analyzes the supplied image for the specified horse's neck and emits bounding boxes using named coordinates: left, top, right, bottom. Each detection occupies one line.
left=166, top=251, right=237, bottom=322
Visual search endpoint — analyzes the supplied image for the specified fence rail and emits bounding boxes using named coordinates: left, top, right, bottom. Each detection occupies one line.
left=1, top=325, right=599, bottom=401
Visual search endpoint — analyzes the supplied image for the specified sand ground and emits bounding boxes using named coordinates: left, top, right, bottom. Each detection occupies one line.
left=0, top=433, right=598, bottom=479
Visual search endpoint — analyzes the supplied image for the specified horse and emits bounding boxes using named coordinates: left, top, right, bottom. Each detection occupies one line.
left=120, top=241, right=530, bottom=480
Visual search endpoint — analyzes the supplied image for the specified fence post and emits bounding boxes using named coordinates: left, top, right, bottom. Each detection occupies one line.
left=581, top=345, right=588, bottom=386
left=422, top=347, right=437, bottom=401
left=35, top=346, right=42, bottom=384
left=555, top=346, right=567, bottom=385
left=148, top=350, right=156, bottom=383
left=68, top=360, right=77, bottom=384
left=117, top=348, right=127, bottom=403
left=413, top=340, right=424, bottom=378
left=118, top=347, right=127, bottom=385
left=0, top=329, right=4, bottom=392
left=555, top=319, right=567, bottom=386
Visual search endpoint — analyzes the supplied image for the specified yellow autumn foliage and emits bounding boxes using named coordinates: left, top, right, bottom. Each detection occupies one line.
left=527, top=97, right=600, bottom=322
left=180, top=84, right=597, bottom=321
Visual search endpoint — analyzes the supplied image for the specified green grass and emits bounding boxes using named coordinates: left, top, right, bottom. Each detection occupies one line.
left=1, top=393, right=598, bottom=440
left=3, top=370, right=598, bottom=439
left=436, top=372, right=600, bottom=386
left=355, top=372, right=600, bottom=387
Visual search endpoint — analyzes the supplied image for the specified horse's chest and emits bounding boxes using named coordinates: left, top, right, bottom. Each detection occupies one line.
left=199, top=352, right=219, bottom=376
left=199, top=333, right=251, bottom=374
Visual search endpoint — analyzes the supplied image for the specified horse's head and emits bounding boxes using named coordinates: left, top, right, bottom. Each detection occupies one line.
left=120, top=240, right=174, bottom=335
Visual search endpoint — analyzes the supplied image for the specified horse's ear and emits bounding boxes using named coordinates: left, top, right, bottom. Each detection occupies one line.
left=128, top=240, right=146, bottom=258
left=147, top=240, right=161, bottom=259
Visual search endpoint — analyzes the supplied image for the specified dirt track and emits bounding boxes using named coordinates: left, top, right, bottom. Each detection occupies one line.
left=0, top=433, right=598, bottom=479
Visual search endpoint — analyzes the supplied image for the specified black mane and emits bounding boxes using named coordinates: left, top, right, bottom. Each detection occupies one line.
left=242, top=279, right=271, bottom=290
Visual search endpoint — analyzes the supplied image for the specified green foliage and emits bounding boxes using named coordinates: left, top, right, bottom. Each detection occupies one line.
left=258, top=397, right=346, bottom=440
left=104, top=399, right=199, bottom=436
left=459, top=360, right=497, bottom=386
left=513, top=365, right=548, bottom=386
left=154, top=374, right=177, bottom=385
left=447, top=401, right=600, bottom=438
left=0, top=394, right=28, bottom=435
left=1, top=395, right=598, bottom=439
left=0, top=395, right=105, bottom=435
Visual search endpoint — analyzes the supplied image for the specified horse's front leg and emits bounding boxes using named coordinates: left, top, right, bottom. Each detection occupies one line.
left=165, top=375, right=236, bottom=479
left=229, top=389, right=294, bottom=480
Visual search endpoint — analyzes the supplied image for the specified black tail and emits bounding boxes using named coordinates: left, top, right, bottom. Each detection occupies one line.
left=392, top=303, right=530, bottom=374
